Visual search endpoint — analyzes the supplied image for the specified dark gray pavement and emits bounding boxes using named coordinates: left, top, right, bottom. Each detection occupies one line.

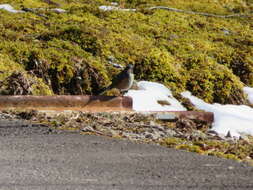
left=0, top=120, right=252, bottom=190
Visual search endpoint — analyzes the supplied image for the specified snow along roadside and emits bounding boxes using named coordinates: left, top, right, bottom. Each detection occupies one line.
left=126, top=81, right=253, bottom=138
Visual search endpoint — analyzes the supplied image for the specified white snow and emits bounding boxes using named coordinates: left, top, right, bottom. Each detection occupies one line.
left=99, top=5, right=136, bottom=12
left=0, top=4, right=24, bottom=13
left=99, top=5, right=118, bottom=11
left=111, top=2, right=119, bottom=6
left=0, top=4, right=66, bottom=13
left=181, top=91, right=253, bottom=138
left=243, top=87, right=253, bottom=104
left=51, top=8, right=66, bottom=13
left=125, top=81, right=186, bottom=112
left=126, top=81, right=253, bottom=138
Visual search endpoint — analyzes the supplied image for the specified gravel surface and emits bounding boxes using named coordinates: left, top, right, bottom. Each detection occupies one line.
left=0, top=119, right=252, bottom=190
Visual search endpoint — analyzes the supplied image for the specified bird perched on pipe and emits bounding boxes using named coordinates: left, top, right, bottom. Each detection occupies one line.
left=98, top=64, right=134, bottom=95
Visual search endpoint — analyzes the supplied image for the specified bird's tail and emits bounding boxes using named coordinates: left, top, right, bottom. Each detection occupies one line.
left=96, top=85, right=112, bottom=95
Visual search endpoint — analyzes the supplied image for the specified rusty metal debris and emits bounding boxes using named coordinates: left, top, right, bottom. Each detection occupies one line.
left=154, top=111, right=214, bottom=123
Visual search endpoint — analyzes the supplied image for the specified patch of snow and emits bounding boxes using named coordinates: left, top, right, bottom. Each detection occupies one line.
left=125, top=81, right=186, bottom=112
left=99, top=5, right=136, bottom=12
left=107, top=56, right=124, bottom=68
left=243, top=87, right=253, bottom=104
left=99, top=5, right=118, bottom=11
left=0, top=4, right=66, bottom=14
left=0, top=4, right=24, bottom=13
left=51, top=8, right=66, bottom=13
left=111, top=63, right=124, bottom=69
left=111, top=2, right=119, bottom=6
left=181, top=91, right=253, bottom=138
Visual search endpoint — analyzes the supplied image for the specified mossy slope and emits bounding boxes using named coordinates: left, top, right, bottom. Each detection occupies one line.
left=0, top=0, right=252, bottom=104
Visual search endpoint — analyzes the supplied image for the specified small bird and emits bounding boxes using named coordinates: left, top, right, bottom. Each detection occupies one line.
left=98, top=64, right=134, bottom=95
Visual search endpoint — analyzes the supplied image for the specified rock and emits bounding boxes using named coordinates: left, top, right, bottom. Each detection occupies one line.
left=151, top=125, right=165, bottom=132
left=176, top=118, right=195, bottom=131
left=190, top=130, right=208, bottom=140
left=156, top=113, right=177, bottom=121
left=207, top=130, right=226, bottom=140
left=144, top=132, right=153, bottom=139
left=165, top=128, right=177, bottom=137
left=221, top=28, right=231, bottom=35
left=0, top=112, right=16, bottom=119
left=81, top=126, right=95, bottom=133
left=149, top=121, right=156, bottom=126
left=225, top=131, right=232, bottom=138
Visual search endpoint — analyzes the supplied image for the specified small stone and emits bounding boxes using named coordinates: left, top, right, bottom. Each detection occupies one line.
left=226, top=131, right=232, bottom=138
left=222, top=28, right=230, bottom=35
left=165, top=128, right=177, bottom=137
left=207, top=130, right=226, bottom=140
left=152, top=131, right=163, bottom=140
left=152, top=125, right=165, bottom=132
left=51, top=8, right=66, bottom=13
left=149, top=121, right=156, bottom=126
left=144, top=132, right=154, bottom=139
left=207, top=130, right=219, bottom=136
left=82, top=126, right=95, bottom=132
left=190, top=130, right=207, bottom=140
left=110, top=130, right=119, bottom=137
left=156, top=113, right=177, bottom=121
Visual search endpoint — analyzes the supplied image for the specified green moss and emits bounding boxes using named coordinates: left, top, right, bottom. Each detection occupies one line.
left=0, top=70, right=53, bottom=95
left=208, top=152, right=240, bottom=161
left=176, top=144, right=204, bottom=154
left=134, top=48, right=186, bottom=92
left=184, top=55, right=246, bottom=104
left=159, top=137, right=253, bottom=162
left=13, top=0, right=48, bottom=8
left=160, top=137, right=184, bottom=147
left=31, top=77, right=53, bottom=95
left=0, top=0, right=252, bottom=104
left=0, top=54, right=24, bottom=80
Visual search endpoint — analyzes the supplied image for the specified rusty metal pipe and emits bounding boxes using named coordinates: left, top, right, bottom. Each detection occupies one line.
left=154, top=111, right=214, bottom=123
left=0, top=95, right=133, bottom=112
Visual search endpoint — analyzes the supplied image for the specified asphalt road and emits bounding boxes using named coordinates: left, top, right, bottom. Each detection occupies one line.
left=0, top=120, right=252, bottom=190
